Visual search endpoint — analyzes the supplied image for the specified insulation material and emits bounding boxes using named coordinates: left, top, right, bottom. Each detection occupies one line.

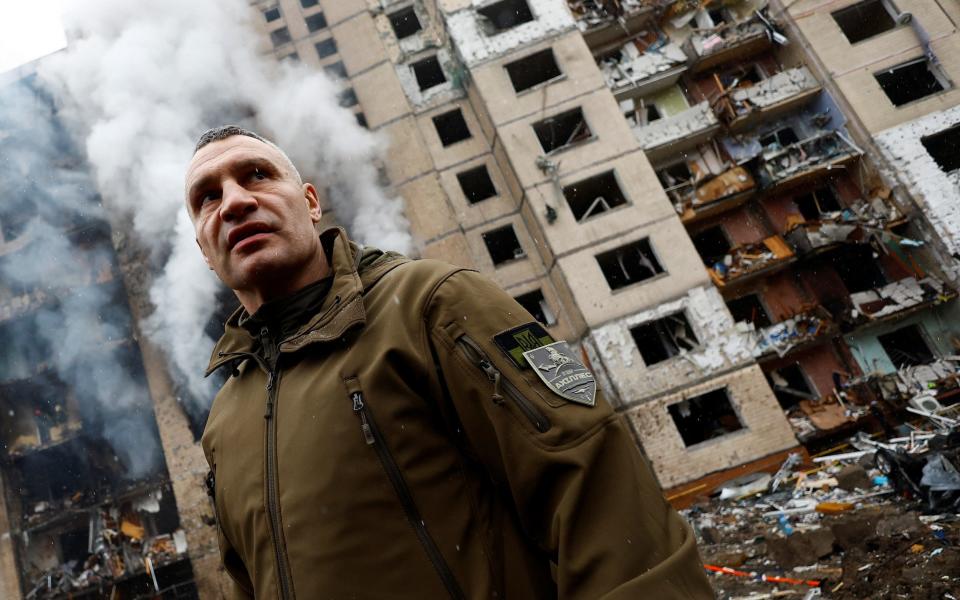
left=589, top=286, right=756, bottom=401
left=754, top=130, right=860, bottom=187
left=850, top=276, right=950, bottom=321
left=447, top=0, right=575, bottom=67
left=633, top=100, right=718, bottom=149
left=754, top=307, right=832, bottom=357
left=685, top=19, right=768, bottom=59
left=722, top=66, right=819, bottom=121
left=874, top=106, right=960, bottom=256
left=598, top=37, right=687, bottom=92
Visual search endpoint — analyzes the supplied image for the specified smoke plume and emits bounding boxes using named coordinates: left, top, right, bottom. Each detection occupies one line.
left=35, top=0, right=412, bottom=417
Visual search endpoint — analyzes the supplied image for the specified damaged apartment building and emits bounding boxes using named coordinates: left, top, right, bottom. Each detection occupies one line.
left=251, top=0, right=960, bottom=495
left=0, top=77, right=205, bottom=598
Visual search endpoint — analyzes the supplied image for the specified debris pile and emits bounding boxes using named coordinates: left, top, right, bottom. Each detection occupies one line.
left=715, top=66, right=819, bottom=124
left=632, top=101, right=718, bottom=150
left=566, top=0, right=648, bottom=29
left=709, top=235, right=794, bottom=285
left=754, top=306, right=833, bottom=358
left=684, top=411, right=960, bottom=598
left=598, top=31, right=687, bottom=92
left=24, top=493, right=188, bottom=600
left=684, top=18, right=769, bottom=60
left=850, top=276, right=952, bottom=322
left=754, top=130, right=860, bottom=188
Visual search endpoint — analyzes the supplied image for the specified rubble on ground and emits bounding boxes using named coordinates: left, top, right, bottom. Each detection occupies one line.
left=683, top=408, right=960, bottom=599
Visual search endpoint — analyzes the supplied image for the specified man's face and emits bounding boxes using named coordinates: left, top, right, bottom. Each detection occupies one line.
left=185, top=135, right=322, bottom=296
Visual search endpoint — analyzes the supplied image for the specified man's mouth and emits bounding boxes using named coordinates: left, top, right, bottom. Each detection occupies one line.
left=228, top=222, right=274, bottom=250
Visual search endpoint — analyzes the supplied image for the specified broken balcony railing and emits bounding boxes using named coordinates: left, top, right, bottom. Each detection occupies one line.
left=663, top=165, right=755, bottom=218
left=683, top=18, right=773, bottom=73
left=567, top=0, right=660, bottom=45
left=712, top=66, right=821, bottom=129
left=632, top=101, right=720, bottom=159
left=849, top=276, right=956, bottom=324
left=599, top=32, right=687, bottom=98
left=753, top=306, right=834, bottom=357
left=707, top=235, right=795, bottom=287
left=754, top=129, right=862, bottom=190
left=870, top=357, right=960, bottom=411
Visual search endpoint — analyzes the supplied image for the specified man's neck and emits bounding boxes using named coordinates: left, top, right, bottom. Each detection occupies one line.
left=237, top=252, right=331, bottom=315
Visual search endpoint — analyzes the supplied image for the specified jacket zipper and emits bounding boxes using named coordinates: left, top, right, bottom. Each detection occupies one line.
left=262, top=326, right=295, bottom=600
left=456, top=336, right=551, bottom=433
left=351, top=391, right=466, bottom=600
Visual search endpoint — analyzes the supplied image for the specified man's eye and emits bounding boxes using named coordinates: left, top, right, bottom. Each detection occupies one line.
left=199, top=191, right=220, bottom=206
left=253, top=168, right=267, bottom=180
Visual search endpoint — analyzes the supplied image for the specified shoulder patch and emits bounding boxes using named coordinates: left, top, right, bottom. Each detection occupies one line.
left=523, top=342, right=596, bottom=407
left=493, top=323, right=554, bottom=369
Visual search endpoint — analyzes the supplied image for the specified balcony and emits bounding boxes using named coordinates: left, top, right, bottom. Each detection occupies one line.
left=599, top=35, right=687, bottom=100
left=684, top=19, right=774, bottom=74
left=753, top=306, right=835, bottom=358
left=670, top=166, right=756, bottom=224
left=755, top=130, right=862, bottom=192
left=871, top=357, right=960, bottom=410
left=568, top=0, right=661, bottom=50
left=784, top=198, right=908, bottom=257
left=632, top=101, right=720, bottom=163
left=713, top=66, right=821, bottom=131
left=849, top=276, right=956, bottom=325
left=707, top=235, right=795, bottom=288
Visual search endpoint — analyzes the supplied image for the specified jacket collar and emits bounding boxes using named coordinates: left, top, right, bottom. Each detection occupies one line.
left=205, top=226, right=405, bottom=376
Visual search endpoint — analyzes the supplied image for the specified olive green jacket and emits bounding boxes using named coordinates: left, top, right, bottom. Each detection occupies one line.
left=201, top=227, right=713, bottom=599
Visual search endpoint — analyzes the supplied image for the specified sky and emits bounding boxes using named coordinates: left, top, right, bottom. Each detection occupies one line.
left=0, top=0, right=67, bottom=74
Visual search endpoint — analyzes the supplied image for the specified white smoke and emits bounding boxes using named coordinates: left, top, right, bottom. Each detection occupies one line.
left=38, top=0, right=412, bottom=413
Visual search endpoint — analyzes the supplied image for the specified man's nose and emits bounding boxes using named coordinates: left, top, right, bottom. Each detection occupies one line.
left=219, top=181, right=258, bottom=222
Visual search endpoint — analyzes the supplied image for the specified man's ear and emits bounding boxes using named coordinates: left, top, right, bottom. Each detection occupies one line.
left=196, top=238, right=214, bottom=270
left=303, top=183, right=323, bottom=224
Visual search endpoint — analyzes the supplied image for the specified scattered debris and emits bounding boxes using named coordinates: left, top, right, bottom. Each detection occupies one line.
left=708, top=235, right=794, bottom=286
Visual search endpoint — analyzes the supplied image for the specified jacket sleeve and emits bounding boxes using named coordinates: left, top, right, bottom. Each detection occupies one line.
left=425, top=270, right=714, bottom=599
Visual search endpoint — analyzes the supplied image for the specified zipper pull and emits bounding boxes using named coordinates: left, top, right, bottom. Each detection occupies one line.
left=264, top=400, right=273, bottom=419
left=352, top=392, right=375, bottom=445
left=480, top=361, right=504, bottom=404
left=266, top=370, right=276, bottom=391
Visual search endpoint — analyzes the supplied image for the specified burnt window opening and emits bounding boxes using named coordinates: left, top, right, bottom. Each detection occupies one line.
left=596, top=238, right=664, bottom=290
left=832, top=245, right=887, bottom=293
left=630, top=312, right=699, bottom=366
left=921, top=123, right=960, bottom=173
left=477, top=0, right=534, bottom=34
left=767, top=363, right=818, bottom=410
left=832, top=0, right=897, bottom=44
left=59, top=527, right=92, bottom=565
left=389, top=6, right=423, bottom=39
left=875, top=58, right=947, bottom=107
left=707, top=8, right=730, bottom=26
left=456, top=165, right=497, bottom=203
left=760, top=126, right=800, bottom=150
left=324, top=60, right=348, bottom=79
left=505, top=49, right=562, bottom=93
left=263, top=7, right=281, bottom=22
left=338, top=89, right=358, bottom=108
left=305, top=12, right=328, bottom=32
left=878, top=324, right=935, bottom=368
left=270, top=27, right=292, bottom=47
left=657, top=162, right=693, bottom=189
left=692, top=226, right=731, bottom=266
left=515, top=289, right=556, bottom=326
left=301, top=0, right=319, bottom=7
left=668, top=388, right=744, bottom=447
left=355, top=113, right=368, bottom=128
left=796, top=186, right=842, bottom=219
left=562, top=171, right=628, bottom=222
left=533, top=108, right=591, bottom=154
left=412, top=56, right=447, bottom=91
left=433, top=109, right=472, bottom=146
left=482, top=225, right=525, bottom=265
left=315, top=37, right=337, bottom=59
left=727, top=294, right=772, bottom=328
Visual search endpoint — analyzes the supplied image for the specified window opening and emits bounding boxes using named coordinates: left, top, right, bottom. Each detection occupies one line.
left=324, top=61, right=348, bottom=79
left=433, top=109, right=472, bottom=146
left=264, top=7, right=281, bottom=22
left=921, top=124, right=960, bottom=173
left=282, top=52, right=299, bottom=62
left=315, top=37, right=337, bottom=59
left=875, top=58, right=946, bottom=107
left=533, top=108, right=591, bottom=154
left=477, top=0, right=534, bottom=34
left=767, top=363, right=817, bottom=409
left=301, top=0, right=319, bottom=7
left=832, top=0, right=897, bottom=44
left=412, top=56, right=447, bottom=91
left=482, top=225, right=525, bottom=265
left=668, top=388, right=744, bottom=447
left=562, top=171, right=628, bottom=222
left=505, top=49, right=562, bottom=93
left=270, top=27, right=292, bottom=47
left=338, top=89, right=358, bottom=108
left=389, top=6, right=423, bottom=39
left=760, top=126, right=799, bottom=150
left=795, top=186, right=842, bottom=219
left=630, top=312, right=699, bottom=366
left=707, top=8, right=729, bottom=26
left=355, top=113, right=368, bottom=128
left=691, top=226, right=731, bottom=266
left=306, top=12, right=328, bottom=32
left=596, top=238, right=664, bottom=290
left=727, top=294, right=772, bottom=328
left=515, top=289, right=556, bottom=326
left=878, top=324, right=935, bottom=368
left=833, top=245, right=887, bottom=293
left=456, top=165, right=497, bottom=203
